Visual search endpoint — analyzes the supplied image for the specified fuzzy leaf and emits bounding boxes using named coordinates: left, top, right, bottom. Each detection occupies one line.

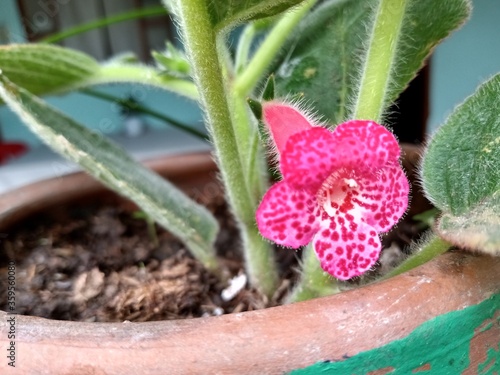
left=274, top=0, right=372, bottom=124
left=422, top=74, right=500, bottom=215
left=0, top=74, right=219, bottom=270
left=274, top=0, right=470, bottom=123
left=0, top=44, right=198, bottom=101
left=437, top=194, right=500, bottom=256
left=208, top=0, right=307, bottom=30
left=0, top=44, right=98, bottom=98
left=386, top=0, right=470, bottom=104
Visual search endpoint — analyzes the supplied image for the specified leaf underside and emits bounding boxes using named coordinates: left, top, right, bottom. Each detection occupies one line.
left=437, top=193, right=500, bottom=256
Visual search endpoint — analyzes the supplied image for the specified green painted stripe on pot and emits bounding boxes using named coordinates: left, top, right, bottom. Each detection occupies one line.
left=290, top=293, right=500, bottom=374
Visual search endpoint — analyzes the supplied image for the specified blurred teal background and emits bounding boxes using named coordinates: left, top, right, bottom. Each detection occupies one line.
left=428, top=0, right=500, bottom=134
left=0, top=0, right=204, bottom=146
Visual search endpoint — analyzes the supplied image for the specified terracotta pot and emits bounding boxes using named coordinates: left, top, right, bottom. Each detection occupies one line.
left=0, top=151, right=498, bottom=375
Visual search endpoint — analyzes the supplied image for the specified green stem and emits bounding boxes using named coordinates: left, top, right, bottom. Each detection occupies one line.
left=233, top=0, right=316, bottom=96
left=352, top=0, right=408, bottom=121
left=234, top=24, right=256, bottom=75
left=230, top=0, right=317, bottom=209
left=174, top=0, right=278, bottom=296
left=91, top=64, right=199, bottom=100
left=381, top=233, right=451, bottom=281
left=287, top=244, right=340, bottom=303
left=41, top=6, right=167, bottom=44
left=80, top=88, right=207, bottom=140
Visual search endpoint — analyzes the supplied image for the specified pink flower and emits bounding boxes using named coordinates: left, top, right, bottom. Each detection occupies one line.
left=256, top=102, right=409, bottom=280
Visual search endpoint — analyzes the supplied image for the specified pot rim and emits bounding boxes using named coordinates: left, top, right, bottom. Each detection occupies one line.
left=0, top=151, right=498, bottom=374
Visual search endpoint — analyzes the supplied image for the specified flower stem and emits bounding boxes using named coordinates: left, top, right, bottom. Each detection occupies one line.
left=234, top=24, right=256, bottom=75
left=233, top=0, right=317, bottom=96
left=352, top=0, right=408, bottom=121
left=41, top=6, right=167, bottom=44
left=174, top=0, right=278, bottom=296
left=80, top=88, right=207, bottom=140
left=381, top=233, right=452, bottom=281
left=287, top=244, right=340, bottom=303
left=230, top=0, right=317, bottom=212
left=93, top=64, right=199, bottom=100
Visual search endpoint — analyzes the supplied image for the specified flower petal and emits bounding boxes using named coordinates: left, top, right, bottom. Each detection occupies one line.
left=281, top=127, right=338, bottom=191
left=263, top=102, right=313, bottom=155
left=332, top=120, right=401, bottom=171
left=352, top=164, right=409, bottom=232
left=313, top=216, right=381, bottom=280
left=256, top=181, right=320, bottom=248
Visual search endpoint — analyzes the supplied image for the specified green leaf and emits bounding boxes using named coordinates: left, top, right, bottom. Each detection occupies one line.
left=274, top=0, right=470, bottom=124
left=386, top=0, right=471, bottom=104
left=437, top=193, right=500, bottom=256
left=422, top=74, right=500, bottom=215
left=275, top=0, right=372, bottom=124
left=0, top=73, right=220, bottom=272
left=422, top=74, right=500, bottom=255
left=0, top=44, right=98, bottom=98
left=207, top=0, right=307, bottom=31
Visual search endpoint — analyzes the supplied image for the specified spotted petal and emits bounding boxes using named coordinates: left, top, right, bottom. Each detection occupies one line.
left=256, top=181, right=320, bottom=248
left=352, top=164, right=409, bottom=232
left=332, top=120, right=401, bottom=171
left=281, top=127, right=338, bottom=192
left=313, top=216, right=381, bottom=280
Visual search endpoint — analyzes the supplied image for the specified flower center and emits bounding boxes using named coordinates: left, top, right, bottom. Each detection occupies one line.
left=317, top=172, right=360, bottom=218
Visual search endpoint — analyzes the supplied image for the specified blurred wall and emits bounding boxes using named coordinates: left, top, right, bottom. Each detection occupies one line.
left=428, top=0, right=500, bottom=134
left=0, top=0, right=202, bottom=146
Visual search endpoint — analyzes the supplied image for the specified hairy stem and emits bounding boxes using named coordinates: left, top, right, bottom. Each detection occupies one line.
left=287, top=244, right=340, bottom=303
left=174, top=0, right=278, bottom=296
left=234, top=24, right=257, bottom=75
left=381, top=233, right=451, bottom=281
left=233, top=0, right=316, bottom=96
left=352, top=0, right=408, bottom=121
left=230, top=0, right=317, bottom=213
left=93, top=64, right=199, bottom=100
